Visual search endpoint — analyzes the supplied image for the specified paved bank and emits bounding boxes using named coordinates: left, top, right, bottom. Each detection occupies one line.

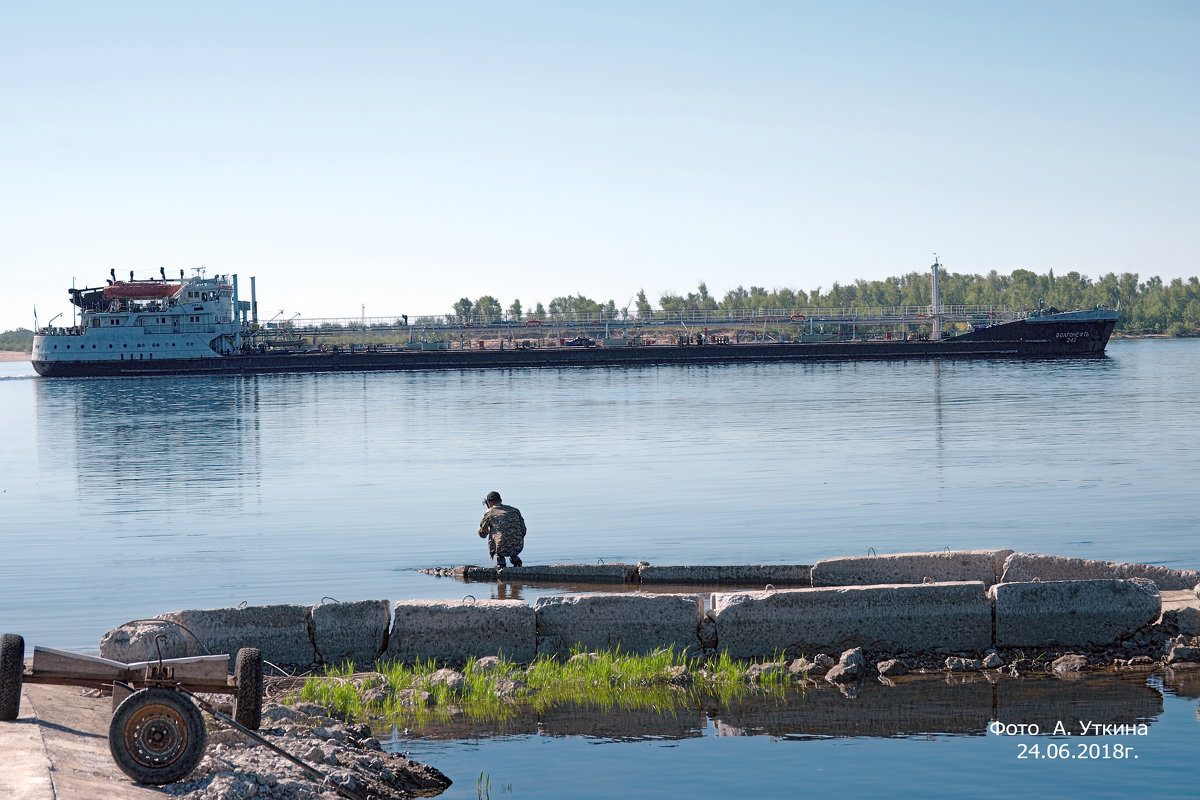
left=0, top=682, right=162, bottom=800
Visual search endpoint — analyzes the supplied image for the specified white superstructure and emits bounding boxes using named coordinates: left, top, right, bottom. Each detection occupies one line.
left=32, top=270, right=243, bottom=375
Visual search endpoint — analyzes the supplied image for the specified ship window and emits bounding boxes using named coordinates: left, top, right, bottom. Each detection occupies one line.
left=109, top=344, right=113, bottom=348
left=123, top=344, right=127, bottom=348
left=53, top=345, right=57, bottom=349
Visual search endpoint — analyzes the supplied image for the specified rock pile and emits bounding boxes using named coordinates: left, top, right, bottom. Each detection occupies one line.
left=161, top=702, right=450, bottom=800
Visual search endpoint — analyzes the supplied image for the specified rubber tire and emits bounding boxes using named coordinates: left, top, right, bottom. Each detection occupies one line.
left=1, top=633, right=24, bottom=721
left=232, top=647, right=263, bottom=731
left=108, top=688, right=207, bottom=785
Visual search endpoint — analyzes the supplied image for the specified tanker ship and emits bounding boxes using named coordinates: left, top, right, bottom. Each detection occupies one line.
left=31, top=263, right=1120, bottom=378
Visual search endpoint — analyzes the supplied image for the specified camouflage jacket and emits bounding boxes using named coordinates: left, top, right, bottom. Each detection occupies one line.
left=478, top=504, right=527, bottom=554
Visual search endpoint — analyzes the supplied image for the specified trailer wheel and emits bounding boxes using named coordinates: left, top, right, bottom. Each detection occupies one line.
left=1, top=633, right=24, bottom=721
left=232, top=647, right=263, bottom=730
left=109, top=688, right=207, bottom=785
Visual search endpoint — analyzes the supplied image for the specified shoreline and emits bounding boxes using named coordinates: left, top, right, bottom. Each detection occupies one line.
left=0, top=351, right=31, bottom=362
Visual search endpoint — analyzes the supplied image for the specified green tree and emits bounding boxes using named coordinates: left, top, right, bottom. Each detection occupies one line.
left=451, top=298, right=473, bottom=323
left=0, top=328, right=34, bottom=352
left=635, top=290, right=652, bottom=319
left=474, top=295, right=503, bottom=323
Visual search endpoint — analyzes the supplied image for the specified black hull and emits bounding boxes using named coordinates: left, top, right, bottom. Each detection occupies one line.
left=32, top=316, right=1118, bottom=378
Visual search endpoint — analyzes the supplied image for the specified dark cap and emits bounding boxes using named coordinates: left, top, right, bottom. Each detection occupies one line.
left=484, top=491, right=502, bottom=505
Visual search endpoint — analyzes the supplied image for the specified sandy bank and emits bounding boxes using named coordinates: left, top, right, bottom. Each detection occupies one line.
left=0, top=350, right=31, bottom=362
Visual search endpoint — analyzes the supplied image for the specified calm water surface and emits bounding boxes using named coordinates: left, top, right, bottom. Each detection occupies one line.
left=1, top=339, right=1197, bottom=797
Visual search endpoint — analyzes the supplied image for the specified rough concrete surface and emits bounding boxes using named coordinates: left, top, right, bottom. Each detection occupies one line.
left=992, top=579, right=1162, bottom=648
left=637, top=564, right=812, bottom=586
left=387, top=599, right=535, bottom=664
left=497, top=564, right=640, bottom=583
left=711, top=581, right=993, bottom=659
left=533, top=593, right=704, bottom=656
left=101, top=605, right=316, bottom=668
left=810, top=549, right=1012, bottom=588
left=1001, top=553, right=1200, bottom=591
left=310, top=599, right=391, bottom=666
left=0, top=682, right=162, bottom=800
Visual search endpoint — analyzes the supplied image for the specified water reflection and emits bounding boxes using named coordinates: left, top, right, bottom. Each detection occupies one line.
left=389, top=672, right=1171, bottom=743
left=35, top=376, right=262, bottom=515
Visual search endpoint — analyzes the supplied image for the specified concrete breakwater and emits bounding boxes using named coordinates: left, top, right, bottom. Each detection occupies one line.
left=99, top=550, right=1200, bottom=668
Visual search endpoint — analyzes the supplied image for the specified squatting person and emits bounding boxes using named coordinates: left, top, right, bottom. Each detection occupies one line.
left=478, top=491, right=527, bottom=568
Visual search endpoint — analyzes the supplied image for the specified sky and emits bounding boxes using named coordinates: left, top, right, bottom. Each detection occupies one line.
left=2, top=1, right=1198, bottom=331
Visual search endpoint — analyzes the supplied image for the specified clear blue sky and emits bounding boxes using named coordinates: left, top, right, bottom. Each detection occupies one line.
left=3, top=1, right=1197, bottom=330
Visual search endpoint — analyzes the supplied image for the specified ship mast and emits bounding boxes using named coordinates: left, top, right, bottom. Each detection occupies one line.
left=930, top=255, right=942, bottom=340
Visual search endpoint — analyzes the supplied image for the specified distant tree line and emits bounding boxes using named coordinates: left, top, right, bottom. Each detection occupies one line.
left=0, top=328, right=32, bottom=352
left=448, top=269, right=1200, bottom=336
left=5, top=270, right=1199, bottom=350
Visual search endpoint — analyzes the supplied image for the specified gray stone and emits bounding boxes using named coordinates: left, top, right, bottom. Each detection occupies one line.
left=825, top=662, right=860, bottom=684
left=788, top=657, right=819, bottom=677
left=991, top=579, right=1161, bottom=648
left=839, top=647, right=865, bottom=668
left=1160, top=607, right=1200, bottom=638
left=387, top=599, right=535, bottom=664
left=876, top=658, right=908, bottom=678
left=745, top=662, right=787, bottom=682
left=1195, top=583, right=1200, bottom=600
left=534, top=593, right=704, bottom=657
left=1001, top=553, right=1200, bottom=591
left=107, top=605, right=316, bottom=667
left=711, top=582, right=992, bottom=659
left=498, top=564, right=639, bottom=583
left=638, top=564, right=812, bottom=586
left=811, top=550, right=1013, bottom=588
left=982, top=651, right=1005, bottom=669
left=427, top=668, right=465, bottom=693
left=1167, top=645, right=1200, bottom=664
left=310, top=599, right=391, bottom=667
left=1052, top=654, right=1090, bottom=673
left=812, top=653, right=836, bottom=670
left=946, top=657, right=983, bottom=672
left=473, top=656, right=503, bottom=674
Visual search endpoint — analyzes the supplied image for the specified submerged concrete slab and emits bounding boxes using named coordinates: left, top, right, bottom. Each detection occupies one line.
left=498, top=564, right=640, bottom=583
left=100, top=605, right=315, bottom=667
left=638, top=565, right=812, bottom=586
left=992, top=579, right=1162, bottom=648
left=534, top=593, right=704, bottom=657
left=711, top=582, right=992, bottom=659
left=387, top=599, right=535, bottom=664
left=1000, top=553, right=1200, bottom=591
left=811, top=549, right=1012, bottom=588
left=311, top=599, right=391, bottom=666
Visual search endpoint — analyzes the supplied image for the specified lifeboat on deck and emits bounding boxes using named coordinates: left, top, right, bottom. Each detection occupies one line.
left=103, top=281, right=181, bottom=300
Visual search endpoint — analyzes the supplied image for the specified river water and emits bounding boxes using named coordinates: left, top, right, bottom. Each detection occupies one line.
left=1, top=338, right=1197, bottom=797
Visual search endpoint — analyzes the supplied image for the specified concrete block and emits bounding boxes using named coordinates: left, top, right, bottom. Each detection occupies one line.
left=534, top=593, right=704, bottom=657
left=311, top=599, right=391, bottom=666
left=1001, top=553, right=1200, bottom=591
left=710, top=582, right=992, bottom=659
left=811, top=549, right=1013, bottom=588
left=638, top=565, right=812, bottom=586
left=991, top=580, right=1162, bottom=648
left=387, top=600, right=535, bottom=664
left=100, top=620, right=191, bottom=663
left=143, top=605, right=316, bottom=667
left=499, top=564, right=639, bottom=583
